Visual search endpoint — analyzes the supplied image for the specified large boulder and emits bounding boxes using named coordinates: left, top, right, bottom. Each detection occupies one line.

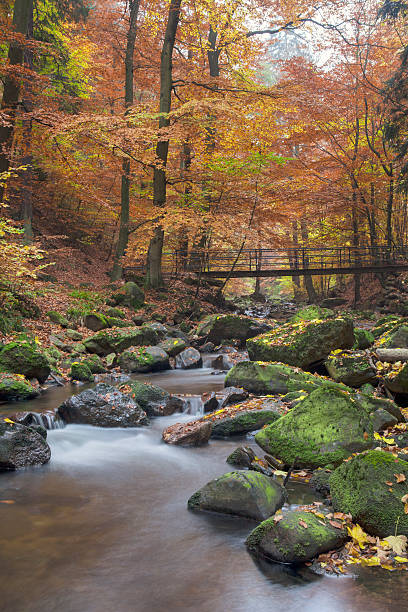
left=188, top=470, right=285, bottom=521
left=247, top=318, right=354, bottom=368
left=0, top=421, right=51, bottom=470
left=0, top=342, right=50, bottom=384
left=196, top=314, right=270, bottom=347
left=57, top=383, right=148, bottom=427
left=325, top=351, right=376, bottom=387
left=82, top=354, right=106, bottom=374
left=108, top=281, right=144, bottom=310
left=119, top=380, right=183, bottom=416
left=225, top=361, right=335, bottom=395
left=211, top=409, right=281, bottom=438
left=83, top=326, right=159, bottom=356
left=383, top=363, right=408, bottom=394
left=83, top=312, right=110, bottom=332
left=162, top=420, right=212, bottom=446
left=329, top=450, right=408, bottom=537
left=175, top=347, right=202, bottom=369
left=246, top=510, right=347, bottom=564
left=70, top=362, right=94, bottom=382
left=376, top=325, right=408, bottom=349
left=353, top=328, right=375, bottom=350
left=118, top=346, right=170, bottom=373
left=255, top=385, right=374, bottom=468
left=0, top=373, right=39, bottom=401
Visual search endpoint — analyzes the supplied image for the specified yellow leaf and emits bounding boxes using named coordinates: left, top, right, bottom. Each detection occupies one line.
left=383, top=535, right=407, bottom=555
left=394, top=556, right=408, bottom=563
left=347, top=524, right=372, bottom=549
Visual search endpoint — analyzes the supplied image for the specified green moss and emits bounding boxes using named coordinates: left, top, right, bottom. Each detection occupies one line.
left=353, top=328, right=375, bottom=350
left=0, top=342, right=50, bottom=384
left=290, top=305, right=334, bottom=323
left=46, top=310, right=70, bottom=327
left=325, top=351, right=376, bottom=387
left=70, top=362, right=94, bottom=382
left=0, top=372, right=39, bottom=401
left=330, top=450, right=408, bottom=537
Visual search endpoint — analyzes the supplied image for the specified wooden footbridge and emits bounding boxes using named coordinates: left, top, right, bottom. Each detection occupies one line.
left=128, top=245, right=408, bottom=279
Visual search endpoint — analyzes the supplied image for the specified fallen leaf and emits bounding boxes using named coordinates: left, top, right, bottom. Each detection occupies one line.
left=329, top=520, right=343, bottom=529
left=395, top=473, right=406, bottom=483
left=401, top=494, right=408, bottom=504
left=0, top=500, right=15, bottom=504
left=299, top=519, right=308, bottom=529
left=383, top=535, right=407, bottom=555
left=273, top=514, right=283, bottom=523
left=394, top=556, right=408, bottom=563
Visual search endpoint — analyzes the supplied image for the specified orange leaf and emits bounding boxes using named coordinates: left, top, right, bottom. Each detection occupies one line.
left=329, top=520, right=343, bottom=529
left=395, top=473, right=406, bottom=483
left=299, top=519, right=308, bottom=529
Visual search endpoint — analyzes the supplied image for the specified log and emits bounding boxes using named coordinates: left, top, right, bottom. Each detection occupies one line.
left=375, top=349, right=408, bottom=363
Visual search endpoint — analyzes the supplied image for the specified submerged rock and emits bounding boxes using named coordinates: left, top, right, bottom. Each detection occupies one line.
left=0, top=373, right=39, bottom=401
left=188, top=470, right=285, bottom=521
left=175, top=347, right=202, bottom=369
left=0, top=342, right=50, bottom=384
left=57, top=383, right=148, bottom=427
left=246, top=510, right=346, bottom=564
left=330, top=450, right=408, bottom=537
left=162, top=420, right=212, bottom=446
left=118, top=346, right=170, bottom=373
left=255, top=385, right=374, bottom=468
left=0, top=421, right=51, bottom=470
left=247, top=318, right=354, bottom=369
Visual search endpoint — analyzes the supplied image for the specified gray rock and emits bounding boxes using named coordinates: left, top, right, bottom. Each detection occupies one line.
left=0, top=421, right=51, bottom=470
left=175, top=347, right=202, bottom=369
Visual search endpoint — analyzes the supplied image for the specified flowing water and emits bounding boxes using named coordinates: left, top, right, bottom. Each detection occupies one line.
left=0, top=368, right=407, bottom=612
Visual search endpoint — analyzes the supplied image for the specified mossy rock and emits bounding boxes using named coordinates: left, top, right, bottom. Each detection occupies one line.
left=64, top=329, right=82, bottom=341
left=358, top=394, right=405, bottom=423
left=211, top=409, right=281, bottom=438
left=289, top=305, right=334, bottom=323
left=118, top=346, right=170, bottom=373
left=70, top=362, right=94, bottom=382
left=325, top=351, right=376, bottom=387
left=309, top=469, right=332, bottom=497
left=158, top=337, right=187, bottom=357
left=384, top=362, right=408, bottom=394
left=83, top=328, right=158, bottom=356
left=196, top=314, right=270, bottom=347
left=106, top=316, right=129, bottom=328
left=0, top=342, right=50, bottom=384
left=106, top=307, right=126, bottom=319
left=84, top=312, right=110, bottom=332
left=108, top=282, right=144, bottom=310
left=72, top=342, right=87, bottom=354
left=247, top=318, right=354, bottom=369
left=255, top=385, right=374, bottom=469
left=44, top=346, right=63, bottom=368
left=329, top=450, right=408, bottom=537
left=0, top=373, right=39, bottom=401
left=118, top=380, right=181, bottom=416
left=47, top=310, right=70, bottom=328
left=225, top=360, right=348, bottom=396
left=353, top=328, right=375, bottom=350
left=371, top=319, right=405, bottom=340
left=246, top=510, right=346, bottom=564
left=82, top=354, right=106, bottom=374
left=188, top=470, right=285, bottom=521
left=375, top=325, right=408, bottom=350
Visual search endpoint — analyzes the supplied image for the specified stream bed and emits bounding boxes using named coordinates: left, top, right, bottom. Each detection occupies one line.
left=1, top=367, right=408, bottom=612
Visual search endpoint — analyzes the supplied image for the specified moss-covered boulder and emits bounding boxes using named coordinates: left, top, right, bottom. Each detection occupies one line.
left=0, top=421, right=51, bottom=470
left=108, top=281, right=144, bottom=310
left=309, top=469, right=332, bottom=497
left=290, top=305, right=334, bottom=323
left=84, top=312, right=110, bottom=332
left=0, top=373, right=39, bottom=401
left=371, top=318, right=404, bottom=340
left=325, top=351, right=376, bottom=387
left=106, top=316, right=129, bottom=328
left=46, top=310, right=70, bottom=328
left=329, top=450, right=408, bottom=537
left=376, top=324, right=408, bottom=349
left=70, top=362, right=94, bottom=382
left=246, top=510, right=346, bottom=564
left=196, top=314, right=270, bottom=347
left=211, top=410, right=281, bottom=438
left=82, top=354, right=106, bottom=374
left=225, top=361, right=340, bottom=395
left=44, top=346, right=63, bottom=369
left=64, top=329, right=82, bottom=341
left=383, top=362, right=408, bottom=394
left=106, top=307, right=126, bottom=319
left=118, top=346, right=170, bottom=373
left=0, top=342, right=50, bottom=384
left=255, top=385, right=374, bottom=468
left=119, top=380, right=183, bottom=416
left=188, top=470, right=285, bottom=521
left=83, top=327, right=158, bottom=356
left=353, top=328, right=375, bottom=350
left=158, top=337, right=187, bottom=357
left=247, top=318, right=354, bottom=368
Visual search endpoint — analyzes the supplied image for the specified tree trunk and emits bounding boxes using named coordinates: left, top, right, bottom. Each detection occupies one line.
left=20, top=0, right=34, bottom=243
left=300, top=217, right=317, bottom=303
left=146, top=0, right=182, bottom=288
left=0, top=0, right=32, bottom=203
left=111, top=0, right=140, bottom=281
left=352, top=192, right=361, bottom=305
left=387, top=173, right=394, bottom=252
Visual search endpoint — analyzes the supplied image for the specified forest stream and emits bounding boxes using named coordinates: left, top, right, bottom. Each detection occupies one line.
left=1, top=366, right=408, bottom=612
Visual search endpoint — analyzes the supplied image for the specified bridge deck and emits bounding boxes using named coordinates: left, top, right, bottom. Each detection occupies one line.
left=126, top=245, right=408, bottom=279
